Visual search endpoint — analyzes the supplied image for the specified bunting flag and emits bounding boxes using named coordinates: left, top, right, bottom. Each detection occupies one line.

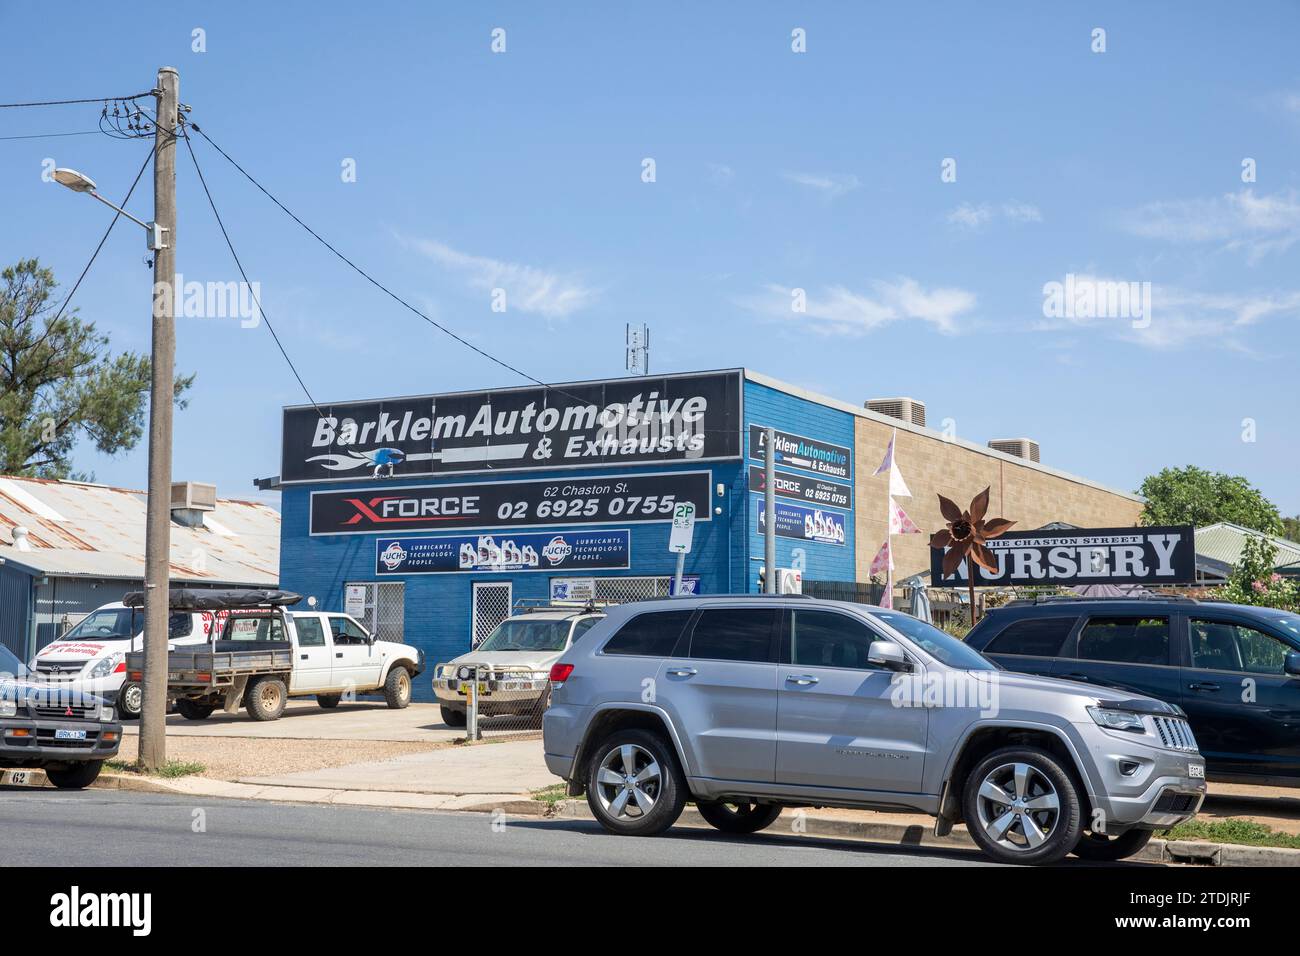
left=889, top=497, right=922, bottom=535
left=873, top=429, right=913, bottom=498
left=869, top=537, right=893, bottom=577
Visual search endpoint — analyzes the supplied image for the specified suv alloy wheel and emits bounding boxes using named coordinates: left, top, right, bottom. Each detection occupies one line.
left=962, top=746, right=1083, bottom=865
left=585, top=729, right=686, bottom=836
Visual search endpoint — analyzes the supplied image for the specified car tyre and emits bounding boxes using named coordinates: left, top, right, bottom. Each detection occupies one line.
left=1072, top=828, right=1154, bottom=862
left=440, top=705, right=466, bottom=728
left=585, top=728, right=686, bottom=837
left=317, top=694, right=341, bottom=709
left=962, top=746, right=1082, bottom=865
left=117, top=681, right=143, bottom=720
left=175, top=698, right=214, bottom=721
left=45, top=760, right=103, bottom=790
left=695, top=800, right=783, bottom=834
left=383, top=667, right=412, bottom=709
left=245, top=677, right=287, bottom=721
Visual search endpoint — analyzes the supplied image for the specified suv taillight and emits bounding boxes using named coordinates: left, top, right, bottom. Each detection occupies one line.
left=549, top=663, right=574, bottom=685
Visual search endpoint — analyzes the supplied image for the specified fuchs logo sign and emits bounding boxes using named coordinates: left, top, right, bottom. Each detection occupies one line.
left=542, top=536, right=573, bottom=565
left=931, top=525, right=1196, bottom=586
left=379, top=542, right=408, bottom=570
left=281, top=372, right=741, bottom=484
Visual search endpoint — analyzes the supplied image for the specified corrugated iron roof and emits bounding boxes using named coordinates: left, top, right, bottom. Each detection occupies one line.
left=0, top=476, right=278, bottom=585
left=1194, top=522, right=1300, bottom=574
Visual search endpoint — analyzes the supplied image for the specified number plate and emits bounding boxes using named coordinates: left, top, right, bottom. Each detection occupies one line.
left=54, top=729, right=88, bottom=741
left=1188, top=763, right=1205, bottom=779
left=168, top=671, right=183, bottom=680
left=457, top=682, right=489, bottom=697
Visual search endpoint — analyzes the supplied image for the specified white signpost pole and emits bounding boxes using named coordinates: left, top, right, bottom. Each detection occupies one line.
left=669, top=501, right=697, bottom=596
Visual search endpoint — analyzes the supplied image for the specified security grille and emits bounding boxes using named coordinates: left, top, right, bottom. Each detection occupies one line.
left=592, top=576, right=673, bottom=603
left=471, top=582, right=512, bottom=648
left=344, top=582, right=405, bottom=643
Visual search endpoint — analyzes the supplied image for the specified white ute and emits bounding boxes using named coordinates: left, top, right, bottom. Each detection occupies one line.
left=30, top=602, right=219, bottom=719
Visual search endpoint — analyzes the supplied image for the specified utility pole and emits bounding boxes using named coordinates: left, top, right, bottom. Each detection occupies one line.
left=764, top=427, right=776, bottom=594
left=139, top=66, right=179, bottom=770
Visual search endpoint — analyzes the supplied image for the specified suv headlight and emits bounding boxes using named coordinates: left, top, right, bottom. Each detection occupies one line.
left=0, top=696, right=16, bottom=719
left=98, top=704, right=116, bottom=722
left=1088, top=706, right=1145, bottom=733
left=88, top=653, right=124, bottom=680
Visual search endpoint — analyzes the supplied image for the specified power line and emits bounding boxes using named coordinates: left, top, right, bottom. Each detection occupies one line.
left=0, top=93, right=153, bottom=109
left=180, top=126, right=324, bottom=414
left=51, top=146, right=154, bottom=324
left=0, top=130, right=102, bottom=142
left=187, top=122, right=560, bottom=394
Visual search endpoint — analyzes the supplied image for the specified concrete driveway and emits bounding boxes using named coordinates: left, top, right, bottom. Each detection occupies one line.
left=121, top=700, right=465, bottom=743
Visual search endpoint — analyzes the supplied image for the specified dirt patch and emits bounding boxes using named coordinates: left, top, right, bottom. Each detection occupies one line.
left=113, top=735, right=451, bottom=781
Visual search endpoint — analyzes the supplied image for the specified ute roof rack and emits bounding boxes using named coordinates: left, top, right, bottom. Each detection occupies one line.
left=1003, top=594, right=1200, bottom=607
left=122, top=587, right=302, bottom=611
left=511, top=598, right=609, bottom=615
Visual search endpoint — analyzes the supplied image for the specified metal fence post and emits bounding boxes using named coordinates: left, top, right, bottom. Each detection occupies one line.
left=467, top=664, right=480, bottom=741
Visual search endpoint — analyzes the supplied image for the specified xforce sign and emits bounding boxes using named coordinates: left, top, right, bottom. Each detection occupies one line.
left=310, top=471, right=712, bottom=536
left=281, top=371, right=741, bottom=483
left=931, top=526, right=1196, bottom=586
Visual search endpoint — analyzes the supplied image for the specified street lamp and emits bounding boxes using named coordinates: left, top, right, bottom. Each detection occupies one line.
left=53, top=167, right=168, bottom=251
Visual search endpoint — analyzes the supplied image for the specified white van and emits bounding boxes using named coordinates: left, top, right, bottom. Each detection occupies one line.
left=30, top=603, right=218, bottom=719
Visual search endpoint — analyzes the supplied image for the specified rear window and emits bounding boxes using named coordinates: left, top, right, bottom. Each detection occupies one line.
left=1077, top=616, right=1170, bottom=665
left=602, top=610, right=693, bottom=657
left=687, top=608, right=779, bottom=663
left=984, top=617, right=1075, bottom=657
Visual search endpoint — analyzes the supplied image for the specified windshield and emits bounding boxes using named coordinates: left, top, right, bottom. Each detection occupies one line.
left=59, top=609, right=192, bottom=642
left=478, top=619, right=573, bottom=652
left=0, top=644, right=29, bottom=678
left=1266, top=613, right=1300, bottom=642
left=873, top=611, right=997, bottom=671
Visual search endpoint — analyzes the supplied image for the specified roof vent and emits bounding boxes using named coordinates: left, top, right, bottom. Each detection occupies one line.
left=11, top=525, right=32, bottom=552
left=989, top=438, right=1041, bottom=463
left=866, top=397, right=926, bottom=427
left=171, top=481, right=217, bottom=528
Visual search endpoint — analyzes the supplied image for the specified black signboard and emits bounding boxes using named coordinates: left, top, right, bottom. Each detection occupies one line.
left=747, top=465, right=851, bottom=511
left=930, top=525, right=1197, bottom=586
left=309, top=470, right=712, bottom=536
left=282, top=371, right=742, bottom=484
left=749, top=425, right=852, bottom=481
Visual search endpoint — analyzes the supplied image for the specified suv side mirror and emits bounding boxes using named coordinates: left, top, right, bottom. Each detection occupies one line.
left=1285, top=651, right=1300, bottom=678
left=868, top=641, right=911, bottom=672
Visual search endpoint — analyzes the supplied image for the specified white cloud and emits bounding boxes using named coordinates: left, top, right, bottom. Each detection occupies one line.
left=708, top=163, right=735, bottom=185
left=782, top=171, right=861, bottom=199
left=408, top=238, right=597, bottom=318
left=948, top=200, right=1041, bottom=229
left=738, top=277, right=976, bottom=335
left=1034, top=271, right=1300, bottom=350
left=1122, top=189, right=1300, bottom=261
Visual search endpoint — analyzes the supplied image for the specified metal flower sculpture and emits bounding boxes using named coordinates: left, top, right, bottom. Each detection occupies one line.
left=930, top=487, right=1016, bottom=577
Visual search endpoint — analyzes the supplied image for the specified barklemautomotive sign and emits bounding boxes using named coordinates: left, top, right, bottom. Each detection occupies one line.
left=375, top=529, right=631, bottom=575
left=748, top=425, right=852, bottom=482
left=281, top=371, right=742, bottom=483
left=930, top=526, right=1196, bottom=586
left=310, top=471, right=712, bottom=536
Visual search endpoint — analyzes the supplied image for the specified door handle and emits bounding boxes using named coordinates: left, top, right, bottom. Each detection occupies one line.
left=300, top=654, right=308, bottom=660
left=1189, top=682, right=1220, bottom=692
left=336, top=652, right=344, bottom=659
left=665, top=666, right=697, bottom=677
left=786, top=674, right=819, bottom=686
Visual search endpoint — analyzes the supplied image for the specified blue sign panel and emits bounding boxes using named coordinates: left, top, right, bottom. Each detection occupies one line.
left=756, top=499, right=846, bottom=546
left=376, top=529, right=631, bottom=575
left=668, top=574, right=702, bottom=596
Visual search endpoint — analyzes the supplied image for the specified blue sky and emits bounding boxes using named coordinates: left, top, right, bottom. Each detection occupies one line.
left=2, top=2, right=1298, bottom=514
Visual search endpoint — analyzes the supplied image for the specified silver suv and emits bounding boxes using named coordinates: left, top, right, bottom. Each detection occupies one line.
left=542, top=596, right=1207, bottom=865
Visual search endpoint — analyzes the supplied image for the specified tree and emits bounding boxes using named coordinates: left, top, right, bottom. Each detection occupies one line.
left=0, top=258, right=193, bottom=479
left=1283, top=515, right=1300, bottom=544
left=1216, top=534, right=1299, bottom=612
left=1137, top=465, right=1282, bottom=534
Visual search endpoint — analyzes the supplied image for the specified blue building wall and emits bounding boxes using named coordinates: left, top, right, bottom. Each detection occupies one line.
left=278, top=372, right=858, bottom=703
left=741, top=380, right=856, bottom=591
left=0, top=563, right=32, bottom=659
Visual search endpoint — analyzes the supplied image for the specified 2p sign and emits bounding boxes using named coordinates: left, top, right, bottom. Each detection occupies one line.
left=669, top=502, right=696, bottom=554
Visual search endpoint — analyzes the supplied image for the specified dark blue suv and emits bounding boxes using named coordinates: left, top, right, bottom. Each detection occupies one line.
left=965, top=597, right=1300, bottom=785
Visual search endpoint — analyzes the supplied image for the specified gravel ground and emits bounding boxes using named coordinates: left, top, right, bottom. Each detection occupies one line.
left=112, top=735, right=451, bottom=780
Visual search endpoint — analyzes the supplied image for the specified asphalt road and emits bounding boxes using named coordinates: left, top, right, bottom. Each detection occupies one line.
left=0, top=787, right=998, bottom=867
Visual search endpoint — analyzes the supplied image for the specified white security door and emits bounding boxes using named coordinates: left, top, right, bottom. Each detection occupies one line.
left=471, top=582, right=512, bottom=648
